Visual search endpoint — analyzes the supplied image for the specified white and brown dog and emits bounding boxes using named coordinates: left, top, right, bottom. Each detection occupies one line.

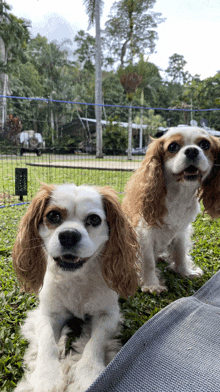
left=13, top=183, right=139, bottom=392
left=122, top=126, right=220, bottom=293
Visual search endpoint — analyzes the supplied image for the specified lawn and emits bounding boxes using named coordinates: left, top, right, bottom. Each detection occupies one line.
left=0, top=157, right=132, bottom=206
left=1, top=168, right=220, bottom=391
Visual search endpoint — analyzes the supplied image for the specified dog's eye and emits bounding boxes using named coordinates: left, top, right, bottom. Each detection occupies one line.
left=198, top=139, right=210, bottom=151
left=46, top=210, right=63, bottom=225
left=168, top=142, right=180, bottom=153
left=85, top=214, right=102, bottom=227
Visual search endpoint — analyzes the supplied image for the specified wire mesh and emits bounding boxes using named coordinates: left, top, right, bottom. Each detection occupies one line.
left=1, top=95, right=219, bottom=207
left=0, top=145, right=144, bottom=207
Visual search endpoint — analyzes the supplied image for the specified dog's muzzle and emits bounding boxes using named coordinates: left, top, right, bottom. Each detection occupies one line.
left=53, top=254, right=89, bottom=271
left=54, top=229, right=89, bottom=270
left=175, top=165, right=203, bottom=182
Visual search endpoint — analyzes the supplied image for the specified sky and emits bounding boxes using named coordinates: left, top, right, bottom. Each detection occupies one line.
left=8, top=0, right=220, bottom=80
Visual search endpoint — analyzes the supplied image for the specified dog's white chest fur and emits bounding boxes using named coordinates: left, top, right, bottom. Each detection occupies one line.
left=164, top=188, right=200, bottom=232
left=138, top=188, right=199, bottom=256
left=41, top=260, right=119, bottom=321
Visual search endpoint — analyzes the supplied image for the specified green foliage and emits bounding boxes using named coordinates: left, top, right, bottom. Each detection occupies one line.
left=1, top=0, right=220, bottom=150
left=17, top=62, right=44, bottom=97
left=104, top=0, right=165, bottom=67
left=26, top=35, right=72, bottom=99
left=134, top=109, right=167, bottom=139
left=196, top=73, right=220, bottom=130
left=180, top=73, right=220, bottom=130
left=136, top=54, right=161, bottom=83
left=103, top=117, right=128, bottom=153
left=102, top=72, right=128, bottom=120
left=166, top=53, right=190, bottom=84
left=0, top=205, right=37, bottom=391
left=74, top=30, right=96, bottom=72
left=83, top=0, right=104, bottom=27
left=0, top=8, right=30, bottom=73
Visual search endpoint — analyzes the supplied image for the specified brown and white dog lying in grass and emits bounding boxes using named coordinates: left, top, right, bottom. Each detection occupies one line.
left=13, top=183, right=139, bottom=392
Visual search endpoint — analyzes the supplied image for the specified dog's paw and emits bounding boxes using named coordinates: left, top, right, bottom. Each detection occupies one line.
left=31, top=364, right=66, bottom=392
left=141, top=283, right=167, bottom=294
left=178, top=265, right=203, bottom=279
left=169, top=255, right=203, bottom=279
left=66, top=360, right=104, bottom=392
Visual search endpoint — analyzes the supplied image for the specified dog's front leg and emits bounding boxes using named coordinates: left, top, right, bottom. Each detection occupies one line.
left=70, top=309, right=120, bottom=392
left=30, top=313, right=67, bottom=392
left=138, top=228, right=167, bottom=293
left=169, top=230, right=203, bottom=278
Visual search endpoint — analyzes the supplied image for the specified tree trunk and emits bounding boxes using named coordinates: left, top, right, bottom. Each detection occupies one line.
left=95, top=0, right=103, bottom=158
left=0, top=72, right=8, bottom=128
left=139, top=107, right=143, bottom=149
left=127, top=104, right=132, bottom=160
left=0, top=3, right=7, bottom=129
left=50, top=99, right=54, bottom=145
left=55, top=112, right=59, bottom=139
left=139, top=90, right=144, bottom=149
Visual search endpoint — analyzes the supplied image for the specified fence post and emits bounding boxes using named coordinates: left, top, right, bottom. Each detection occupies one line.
left=15, top=168, right=28, bottom=201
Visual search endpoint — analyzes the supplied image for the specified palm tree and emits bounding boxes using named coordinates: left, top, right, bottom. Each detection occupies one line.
left=83, top=0, right=103, bottom=158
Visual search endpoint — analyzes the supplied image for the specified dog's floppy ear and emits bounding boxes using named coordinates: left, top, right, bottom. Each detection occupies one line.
left=12, top=184, right=55, bottom=293
left=98, top=186, right=139, bottom=298
left=122, top=138, right=167, bottom=227
left=200, top=136, right=220, bottom=218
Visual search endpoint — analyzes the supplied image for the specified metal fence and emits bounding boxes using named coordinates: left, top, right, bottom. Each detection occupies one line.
left=1, top=95, right=220, bottom=207
left=0, top=146, right=144, bottom=207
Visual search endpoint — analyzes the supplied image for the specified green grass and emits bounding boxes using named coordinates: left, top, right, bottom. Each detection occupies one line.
left=0, top=159, right=132, bottom=206
left=0, top=205, right=37, bottom=392
left=1, top=169, right=220, bottom=391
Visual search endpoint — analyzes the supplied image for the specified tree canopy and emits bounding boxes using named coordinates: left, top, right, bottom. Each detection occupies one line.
left=104, top=0, right=165, bottom=67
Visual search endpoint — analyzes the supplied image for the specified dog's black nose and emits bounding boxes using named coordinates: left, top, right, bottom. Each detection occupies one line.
left=59, top=230, right=82, bottom=248
left=185, top=147, right=199, bottom=160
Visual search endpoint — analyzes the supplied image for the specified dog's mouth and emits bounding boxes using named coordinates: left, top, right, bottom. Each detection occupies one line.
left=175, top=165, right=202, bottom=182
left=53, top=254, right=89, bottom=271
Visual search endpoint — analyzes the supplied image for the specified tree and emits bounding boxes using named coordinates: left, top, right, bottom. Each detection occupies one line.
left=196, top=73, right=220, bottom=130
left=74, top=30, right=96, bottom=72
left=102, top=72, right=127, bottom=120
left=166, top=53, right=190, bottom=84
left=105, top=0, right=164, bottom=158
left=0, top=1, right=30, bottom=128
left=73, top=29, right=114, bottom=72
left=103, top=117, right=128, bottom=153
left=83, top=0, right=104, bottom=158
left=134, top=109, right=167, bottom=144
left=118, top=64, right=142, bottom=159
left=134, top=55, right=162, bottom=147
left=104, top=0, right=165, bottom=67
left=27, top=35, right=73, bottom=142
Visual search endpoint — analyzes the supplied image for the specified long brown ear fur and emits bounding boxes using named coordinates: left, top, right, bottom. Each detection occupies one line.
left=97, top=186, right=139, bottom=298
left=200, top=136, right=220, bottom=218
left=12, top=183, right=55, bottom=294
left=122, top=138, right=167, bottom=227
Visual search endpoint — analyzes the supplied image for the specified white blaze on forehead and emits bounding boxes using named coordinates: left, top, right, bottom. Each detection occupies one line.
left=49, top=184, right=105, bottom=218
left=165, top=126, right=211, bottom=145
